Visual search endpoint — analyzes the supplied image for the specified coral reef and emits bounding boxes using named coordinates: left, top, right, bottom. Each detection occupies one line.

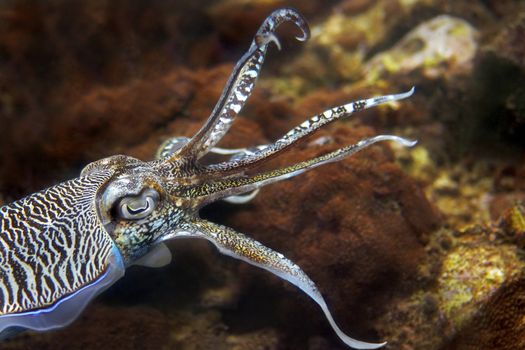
left=364, top=15, right=478, bottom=81
left=376, top=224, right=525, bottom=350
left=444, top=277, right=525, bottom=350
left=437, top=233, right=525, bottom=330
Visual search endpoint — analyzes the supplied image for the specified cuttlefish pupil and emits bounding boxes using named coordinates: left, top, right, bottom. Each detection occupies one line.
left=0, top=8, right=416, bottom=349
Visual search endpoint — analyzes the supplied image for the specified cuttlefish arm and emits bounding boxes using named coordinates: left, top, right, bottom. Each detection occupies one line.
left=175, top=8, right=310, bottom=161
left=175, top=135, right=416, bottom=207
left=205, top=88, right=415, bottom=176
left=164, top=133, right=416, bottom=347
left=162, top=220, right=385, bottom=350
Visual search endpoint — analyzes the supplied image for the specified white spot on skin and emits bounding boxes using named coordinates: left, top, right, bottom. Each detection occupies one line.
left=231, top=104, right=241, bottom=113
left=246, top=70, right=258, bottom=78
left=235, top=90, right=247, bottom=102
left=343, top=103, right=356, bottom=112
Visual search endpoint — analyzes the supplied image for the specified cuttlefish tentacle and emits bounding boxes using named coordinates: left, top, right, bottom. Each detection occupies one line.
left=156, top=136, right=257, bottom=160
left=175, top=8, right=310, bottom=161
left=204, top=88, right=415, bottom=176
left=221, top=189, right=260, bottom=204
left=173, top=135, right=416, bottom=207
left=162, top=220, right=385, bottom=350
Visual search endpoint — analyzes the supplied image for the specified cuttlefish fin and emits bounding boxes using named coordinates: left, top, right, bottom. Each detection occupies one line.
left=0, top=246, right=125, bottom=336
left=164, top=220, right=385, bottom=349
left=133, top=243, right=172, bottom=268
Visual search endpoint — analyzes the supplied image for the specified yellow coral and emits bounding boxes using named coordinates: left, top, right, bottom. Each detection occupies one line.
left=438, top=243, right=525, bottom=327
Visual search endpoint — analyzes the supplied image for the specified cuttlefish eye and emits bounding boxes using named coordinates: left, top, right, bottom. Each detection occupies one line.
left=117, top=188, right=159, bottom=220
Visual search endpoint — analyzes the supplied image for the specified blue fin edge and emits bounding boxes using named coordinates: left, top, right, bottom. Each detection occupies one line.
left=0, top=246, right=125, bottom=336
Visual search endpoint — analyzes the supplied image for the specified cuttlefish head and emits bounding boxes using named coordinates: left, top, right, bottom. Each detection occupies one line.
left=79, top=155, right=183, bottom=265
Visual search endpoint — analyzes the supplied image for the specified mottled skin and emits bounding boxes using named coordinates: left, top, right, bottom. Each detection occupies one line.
left=0, top=8, right=416, bottom=349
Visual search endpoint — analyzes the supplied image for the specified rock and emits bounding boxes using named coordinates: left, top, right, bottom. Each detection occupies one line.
left=496, top=203, right=525, bottom=249
left=377, top=224, right=525, bottom=350
left=277, top=0, right=433, bottom=84
left=437, top=240, right=525, bottom=329
left=485, top=13, right=525, bottom=71
left=1, top=305, right=173, bottom=350
left=443, top=277, right=525, bottom=350
left=365, top=15, right=478, bottom=80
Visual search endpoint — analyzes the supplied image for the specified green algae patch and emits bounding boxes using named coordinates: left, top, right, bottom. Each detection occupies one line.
left=438, top=243, right=525, bottom=328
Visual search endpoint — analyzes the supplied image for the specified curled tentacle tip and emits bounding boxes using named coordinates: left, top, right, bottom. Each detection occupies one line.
left=403, top=138, right=418, bottom=147
left=267, top=33, right=282, bottom=50
left=393, top=136, right=418, bottom=147
left=277, top=8, right=310, bottom=42
left=362, top=341, right=387, bottom=349
left=293, top=18, right=310, bottom=42
left=295, top=33, right=309, bottom=42
left=255, top=33, right=282, bottom=50
left=294, top=25, right=310, bottom=42
left=396, top=86, right=415, bottom=100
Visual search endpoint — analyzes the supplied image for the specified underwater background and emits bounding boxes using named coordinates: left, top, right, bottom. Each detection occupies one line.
left=0, top=0, right=524, bottom=349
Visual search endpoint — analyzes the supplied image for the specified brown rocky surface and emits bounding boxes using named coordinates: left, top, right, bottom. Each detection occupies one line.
left=2, top=305, right=173, bottom=350
left=443, top=277, right=525, bottom=350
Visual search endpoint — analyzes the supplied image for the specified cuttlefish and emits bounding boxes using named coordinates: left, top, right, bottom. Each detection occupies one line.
left=0, top=8, right=415, bottom=349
